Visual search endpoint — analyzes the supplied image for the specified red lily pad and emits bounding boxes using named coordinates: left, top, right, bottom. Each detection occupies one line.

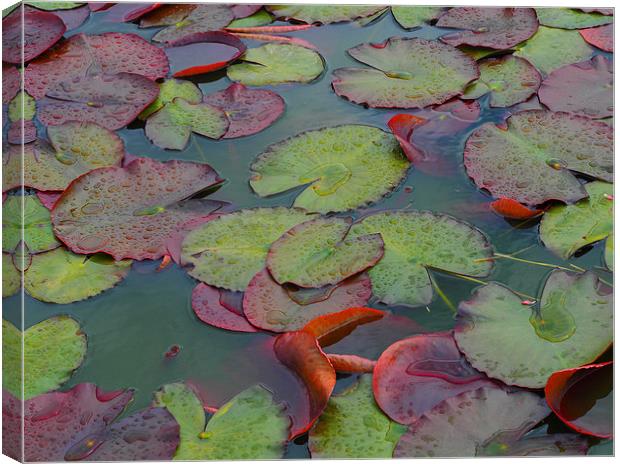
left=2, top=65, right=20, bottom=104
left=373, top=332, right=497, bottom=425
left=164, top=31, right=246, bottom=77
left=387, top=114, right=430, bottom=164
left=326, top=354, right=376, bottom=373
left=580, top=24, right=613, bottom=52
left=2, top=8, right=66, bottom=64
left=151, top=4, right=234, bottom=43
left=203, top=83, right=285, bottom=139
left=489, top=198, right=543, bottom=219
left=24, top=32, right=169, bottom=99
left=7, top=120, right=37, bottom=144
left=301, top=307, right=384, bottom=347
left=437, top=7, right=539, bottom=50
left=100, top=2, right=161, bottom=22
left=539, top=56, right=613, bottom=119
left=38, top=72, right=159, bottom=130
left=49, top=4, right=90, bottom=30
left=192, top=282, right=258, bottom=333
left=51, top=157, right=224, bottom=260
left=89, top=3, right=113, bottom=12
left=231, top=4, right=263, bottom=19
left=545, top=362, right=612, bottom=438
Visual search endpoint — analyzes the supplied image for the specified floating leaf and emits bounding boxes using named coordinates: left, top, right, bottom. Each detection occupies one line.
left=266, top=5, right=384, bottom=24
left=139, top=3, right=196, bottom=27
left=538, top=55, right=613, bottom=118
left=605, top=233, right=613, bottom=271
left=2, top=253, right=20, bottom=297
left=386, top=114, right=428, bottom=163
left=192, top=283, right=257, bottom=332
left=8, top=91, right=36, bottom=122
left=539, top=181, right=613, bottom=259
left=326, top=354, right=376, bottom=373
left=49, top=3, right=90, bottom=30
left=228, top=43, right=324, bottom=86
left=332, top=38, right=479, bottom=109
left=140, top=78, right=203, bottom=120
left=2, top=8, right=66, bottom=63
left=348, top=210, right=493, bottom=307
left=250, top=125, right=409, bottom=213
left=454, top=270, right=612, bottom=388
left=437, top=7, right=539, bottom=49
left=203, top=83, right=285, bottom=138
left=26, top=2, right=84, bottom=10
left=580, top=24, right=613, bottom=52
left=2, top=64, right=20, bottom=103
left=230, top=4, right=262, bottom=19
left=227, top=9, right=273, bottom=28
left=3, top=194, right=60, bottom=255
left=99, top=2, right=161, bottom=22
left=535, top=8, right=613, bottom=29
left=151, top=4, right=234, bottom=43
left=391, top=6, right=445, bottom=29
left=52, top=157, right=224, bottom=261
left=182, top=208, right=315, bottom=291
left=489, top=198, right=543, bottom=220
left=7, top=119, right=37, bottom=145
left=229, top=31, right=319, bottom=51
left=464, top=110, right=613, bottom=205
left=309, top=375, right=406, bottom=458
left=302, top=307, right=384, bottom=347
left=2, top=316, right=86, bottom=399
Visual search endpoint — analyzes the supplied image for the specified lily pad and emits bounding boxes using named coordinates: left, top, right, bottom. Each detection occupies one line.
left=8, top=91, right=36, bottom=122
left=2, top=253, right=20, bottom=297
left=580, top=24, right=613, bottom=52
left=302, top=307, right=384, bottom=347
left=348, top=210, right=493, bottom=307
left=489, top=198, right=543, bottom=220
left=48, top=4, right=90, bottom=30
left=391, top=6, right=445, bottom=29
left=462, top=55, right=541, bottom=107
left=227, top=43, right=325, bottom=86
left=227, top=9, right=273, bottom=28
left=463, top=110, right=613, bottom=205
left=2, top=316, right=86, bottom=399
left=139, top=3, right=197, bottom=27
left=99, top=2, right=161, bottom=22
left=192, top=282, right=258, bottom=332
left=7, top=119, right=37, bottom=145
left=2, top=8, right=66, bottom=63
left=52, top=157, right=224, bottom=261
left=332, top=37, right=479, bottom=108
left=535, top=8, right=613, bottom=29
left=181, top=207, right=315, bottom=291
left=454, top=270, right=613, bottom=388
left=145, top=98, right=229, bottom=150
left=26, top=2, right=84, bottom=10
left=309, top=375, right=407, bottom=458
left=250, top=125, right=409, bottom=213
left=140, top=78, right=203, bottom=120
left=373, top=332, right=497, bottom=425
left=151, top=4, right=234, bottom=43
left=538, top=55, right=613, bottom=118
left=437, top=7, right=539, bottom=50
left=326, top=354, right=376, bottom=373
left=266, top=5, right=385, bottom=24
left=3, top=194, right=60, bottom=255
left=2, top=65, right=20, bottom=103
left=539, top=181, right=613, bottom=259
left=605, top=234, right=613, bottom=270
left=203, top=83, right=285, bottom=138
left=243, top=269, right=372, bottom=332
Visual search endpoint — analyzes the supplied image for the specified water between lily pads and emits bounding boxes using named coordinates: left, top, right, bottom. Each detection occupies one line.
left=3, top=11, right=609, bottom=457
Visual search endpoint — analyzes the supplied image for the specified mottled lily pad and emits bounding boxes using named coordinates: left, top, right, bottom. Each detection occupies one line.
left=332, top=38, right=479, bottom=108
left=462, top=55, right=541, bottom=107
left=250, top=125, right=409, bottom=213
left=535, top=8, right=613, bottom=29
left=454, top=270, right=613, bottom=388
left=309, top=375, right=407, bottom=458
left=391, top=6, right=445, bottom=29
left=2, top=8, right=66, bottom=63
left=2, top=316, right=86, bottom=399
left=3, top=194, right=60, bottom=255
left=140, top=78, right=203, bottom=120
left=580, top=24, right=613, bottom=52
left=228, top=43, right=325, bottom=86
left=266, top=5, right=384, bottom=24
left=151, top=4, right=234, bottom=43
left=192, top=283, right=258, bottom=332
left=538, top=55, right=613, bottom=118
left=437, top=7, right=539, bottom=49
left=52, top=157, right=224, bottom=261
left=348, top=210, right=493, bottom=307
left=464, top=110, right=613, bottom=205
left=540, top=181, right=613, bottom=259
left=2, top=253, right=20, bottom=297
left=182, top=208, right=315, bottom=291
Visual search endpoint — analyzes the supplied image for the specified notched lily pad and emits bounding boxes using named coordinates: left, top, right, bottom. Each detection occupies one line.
left=266, top=5, right=385, bottom=24
left=3, top=194, right=60, bottom=255
left=2, top=8, right=66, bottom=63
left=391, top=6, right=445, bottom=29
left=580, top=24, right=613, bottom=52
left=535, top=8, right=613, bottom=29
left=140, top=78, right=203, bottom=120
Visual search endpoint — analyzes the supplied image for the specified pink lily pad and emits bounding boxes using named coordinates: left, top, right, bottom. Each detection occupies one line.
left=437, top=7, right=539, bottom=50
left=2, top=65, right=20, bottom=104
left=192, top=282, right=258, bottom=333
left=100, top=2, right=162, bottom=22
left=51, top=4, right=91, bottom=30
left=231, top=4, right=263, bottom=19
left=2, top=8, right=66, bottom=64
left=36, top=191, right=62, bottom=210
left=89, top=3, right=114, bottom=12
left=203, top=83, right=285, bottom=138
left=580, top=24, right=613, bottom=52
left=7, top=120, right=37, bottom=144
left=38, top=72, right=159, bottom=130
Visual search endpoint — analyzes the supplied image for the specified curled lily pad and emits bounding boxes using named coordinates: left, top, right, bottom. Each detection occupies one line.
left=145, top=98, right=229, bottom=150
left=538, top=56, right=613, bottom=118
left=326, top=354, right=376, bottom=373
left=348, top=210, right=493, bottom=307
left=302, top=307, right=384, bottom=347
left=332, top=38, right=479, bottom=109
left=182, top=208, right=316, bottom=291
left=2, top=316, right=86, bottom=399
left=309, top=375, right=407, bottom=458
left=151, top=4, right=234, bottom=43
left=580, top=24, right=613, bottom=52
left=2, top=8, right=66, bottom=63
left=192, top=282, right=258, bottom=333
left=3, top=194, right=60, bottom=255
left=535, top=8, right=613, bottom=29
left=464, top=110, right=613, bottom=205
left=24, top=32, right=169, bottom=99
left=454, top=270, right=613, bottom=388
left=52, top=157, right=224, bottom=261
left=2, top=253, right=20, bottom=297
left=539, top=181, right=613, bottom=259
left=373, top=333, right=496, bottom=425
left=140, top=78, right=203, bottom=120
left=203, top=83, right=285, bottom=138
left=489, top=198, right=543, bottom=220
left=250, top=125, right=409, bottom=213
left=227, top=43, right=325, bottom=86
left=391, top=6, right=445, bottom=29
left=2, top=65, right=20, bottom=103
left=437, top=7, right=539, bottom=50
left=243, top=269, right=372, bottom=332
left=462, top=55, right=541, bottom=107
left=266, top=5, right=385, bottom=24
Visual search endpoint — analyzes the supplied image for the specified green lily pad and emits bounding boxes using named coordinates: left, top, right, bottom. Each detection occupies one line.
left=267, top=216, right=384, bottom=288
left=227, top=43, right=324, bottom=86
left=2, top=253, right=20, bottom=297
left=309, top=375, right=407, bottom=458
left=250, top=125, right=409, bottom=214
left=139, top=78, right=203, bottom=120
left=454, top=270, right=613, bottom=388
left=540, top=182, right=613, bottom=259
left=26, top=2, right=84, bottom=10
left=391, top=6, right=445, bottom=29
left=332, top=37, right=479, bottom=108
left=227, top=9, right=273, bottom=27
left=464, top=110, right=613, bottom=206
left=145, top=98, right=229, bottom=150
left=514, top=26, right=593, bottom=76
left=605, top=234, right=613, bottom=271
left=2, top=316, right=86, bottom=399
left=462, top=55, right=541, bottom=107
left=25, top=248, right=131, bottom=304
left=535, top=8, right=613, bottom=29
left=266, top=5, right=384, bottom=24
left=348, top=210, right=493, bottom=307
left=3, top=194, right=60, bottom=255
left=182, top=208, right=316, bottom=291
left=8, top=90, right=36, bottom=122
left=155, top=383, right=289, bottom=460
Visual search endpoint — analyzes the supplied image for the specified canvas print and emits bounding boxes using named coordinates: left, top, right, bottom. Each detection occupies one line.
left=1, top=1, right=614, bottom=461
